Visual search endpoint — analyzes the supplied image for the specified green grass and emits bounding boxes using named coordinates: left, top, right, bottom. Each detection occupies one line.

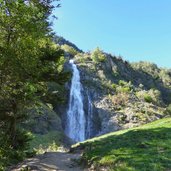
left=29, top=131, right=64, bottom=154
left=72, top=118, right=171, bottom=171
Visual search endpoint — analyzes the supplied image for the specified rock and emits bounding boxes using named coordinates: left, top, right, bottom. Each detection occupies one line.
left=22, top=103, right=63, bottom=134
left=54, top=54, right=168, bottom=140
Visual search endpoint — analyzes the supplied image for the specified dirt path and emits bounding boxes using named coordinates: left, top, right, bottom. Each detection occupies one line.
left=9, top=152, right=87, bottom=171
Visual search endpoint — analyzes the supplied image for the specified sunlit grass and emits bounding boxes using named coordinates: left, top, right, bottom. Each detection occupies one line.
left=72, top=118, right=171, bottom=171
left=29, top=131, right=64, bottom=154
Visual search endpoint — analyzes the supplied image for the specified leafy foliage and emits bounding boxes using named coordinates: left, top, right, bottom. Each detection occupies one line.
left=29, top=131, right=64, bottom=154
left=61, top=44, right=79, bottom=56
left=144, top=94, right=153, bottom=103
left=91, top=47, right=106, bottom=63
left=0, top=0, right=69, bottom=169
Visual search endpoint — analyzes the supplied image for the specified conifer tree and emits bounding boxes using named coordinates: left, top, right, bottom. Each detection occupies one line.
left=0, top=0, right=68, bottom=167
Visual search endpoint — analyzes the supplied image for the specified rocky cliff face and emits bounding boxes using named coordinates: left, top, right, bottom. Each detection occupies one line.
left=60, top=53, right=170, bottom=138
left=52, top=44, right=171, bottom=140
left=23, top=103, right=63, bottom=134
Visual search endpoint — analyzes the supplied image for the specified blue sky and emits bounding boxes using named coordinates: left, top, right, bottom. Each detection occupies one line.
left=52, top=0, right=171, bottom=68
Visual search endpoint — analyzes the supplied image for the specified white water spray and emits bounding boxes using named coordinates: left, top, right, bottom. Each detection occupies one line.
left=65, top=60, right=86, bottom=142
left=86, top=91, right=93, bottom=138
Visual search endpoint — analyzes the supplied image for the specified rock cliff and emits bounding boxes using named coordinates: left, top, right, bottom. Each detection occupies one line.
left=56, top=50, right=171, bottom=139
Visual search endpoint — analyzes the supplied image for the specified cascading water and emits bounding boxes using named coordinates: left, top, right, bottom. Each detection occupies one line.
left=65, top=60, right=86, bottom=142
left=86, top=91, right=93, bottom=139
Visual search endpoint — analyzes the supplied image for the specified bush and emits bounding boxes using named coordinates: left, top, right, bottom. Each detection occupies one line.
left=29, top=131, right=63, bottom=154
left=111, top=83, right=117, bottom=90
left=120, top=87, right=131, bottom=93
left=165, top=104, right=171, bottom=115
left=119, top=80, right=127, bottom=86
left=61, top=44, right=78, bottom=56
left=144, top=94, right=153, bottom=103
left=109, top=92, right=130, bottom=107
left=116, top=80, right=132, bottom=93
left=91, top=47, right=106, bottom=63
left=136, top=89, right=161, bottom=104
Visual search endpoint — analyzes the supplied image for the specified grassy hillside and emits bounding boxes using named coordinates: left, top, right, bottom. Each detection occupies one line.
left=72, top=118, right=171, bottom=171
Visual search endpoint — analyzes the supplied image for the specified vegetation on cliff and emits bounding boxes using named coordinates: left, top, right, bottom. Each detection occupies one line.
left=71, top=50, right=171, bottom=132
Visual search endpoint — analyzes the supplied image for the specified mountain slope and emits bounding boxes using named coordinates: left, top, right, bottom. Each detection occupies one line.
left=72, top=117, right=171, bottom=171
left=64, top=51, right=171, bottom=137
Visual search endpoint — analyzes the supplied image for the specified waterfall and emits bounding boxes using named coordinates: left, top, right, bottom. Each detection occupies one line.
left=86, top=91, right=93, bottom=139
left=65, top=60, right=86, bottom=142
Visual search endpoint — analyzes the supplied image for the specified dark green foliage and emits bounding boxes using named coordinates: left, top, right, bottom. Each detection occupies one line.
left=144, top=94, right=153, bottom=103
left=118, top=80, right=127, bottom=86
left=0, top=0, right=69, bottom=169
left=28, top=131, right=64, bottom=154
left=111, top=83, right=117, bottom=90
left=0, top=129, right=32, bottom=169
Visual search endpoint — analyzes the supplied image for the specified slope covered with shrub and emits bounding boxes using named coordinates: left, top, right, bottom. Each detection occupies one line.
left=63, top=50, right=170, bottom=135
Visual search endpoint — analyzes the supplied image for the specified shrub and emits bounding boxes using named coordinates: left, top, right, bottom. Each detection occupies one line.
left=61, top=44, right=78, bottom=56
left=165, top=104, right=171, bottom=115
left=120, top=87, right=131, bottom=93
left=116, top=80, right=132, bottom=93
left=109, top=92, right=130, bottom=107
left=29, top=131, right=63, bottom=154
left=111, top=83, right=117, bottom=90
left=119, top=80, right=127, bottom=86
left=136, top=89, right=161, bottom=104
left=91, top=47, right=106, bottom=63
left=144, top=94, right=153, bottom=103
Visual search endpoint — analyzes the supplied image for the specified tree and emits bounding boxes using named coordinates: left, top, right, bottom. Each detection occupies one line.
left=91, top=47, right=106, bottom=63
left=0, top=0, right=68, bottom=167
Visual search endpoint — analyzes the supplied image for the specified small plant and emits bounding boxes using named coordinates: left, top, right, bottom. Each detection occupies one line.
left=144, top=94, right=153, bottom=103
left=165, top=104, right=171, bottom=115
left=29, top=131, right=63, bottom=154
left=136, top=89, right=161, bottom=104
left=109, top=92, right=129, bottom=107
left=111, top=83, right=117, bottom=90
left=119, top=87, right=131, bottom=93
left=119, top=80, right=127, bottom=86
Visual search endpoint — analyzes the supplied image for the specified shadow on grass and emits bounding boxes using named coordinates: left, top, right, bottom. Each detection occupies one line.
left=77, top=127, right=171, bottom=171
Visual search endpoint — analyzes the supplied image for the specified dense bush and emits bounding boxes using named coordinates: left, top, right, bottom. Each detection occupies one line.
left=0, top=0, right=68, bottom=169
left=136, top=89, right=162, bottom=105
left=116, top=80, right=133, bottom=93
left=109, top=92, right=130, bottom=107
left=61, top=44, right=79, bottom=56
left=29, top=131, right=63, bottom=154
left=91, top=47, right=106, bottom=63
